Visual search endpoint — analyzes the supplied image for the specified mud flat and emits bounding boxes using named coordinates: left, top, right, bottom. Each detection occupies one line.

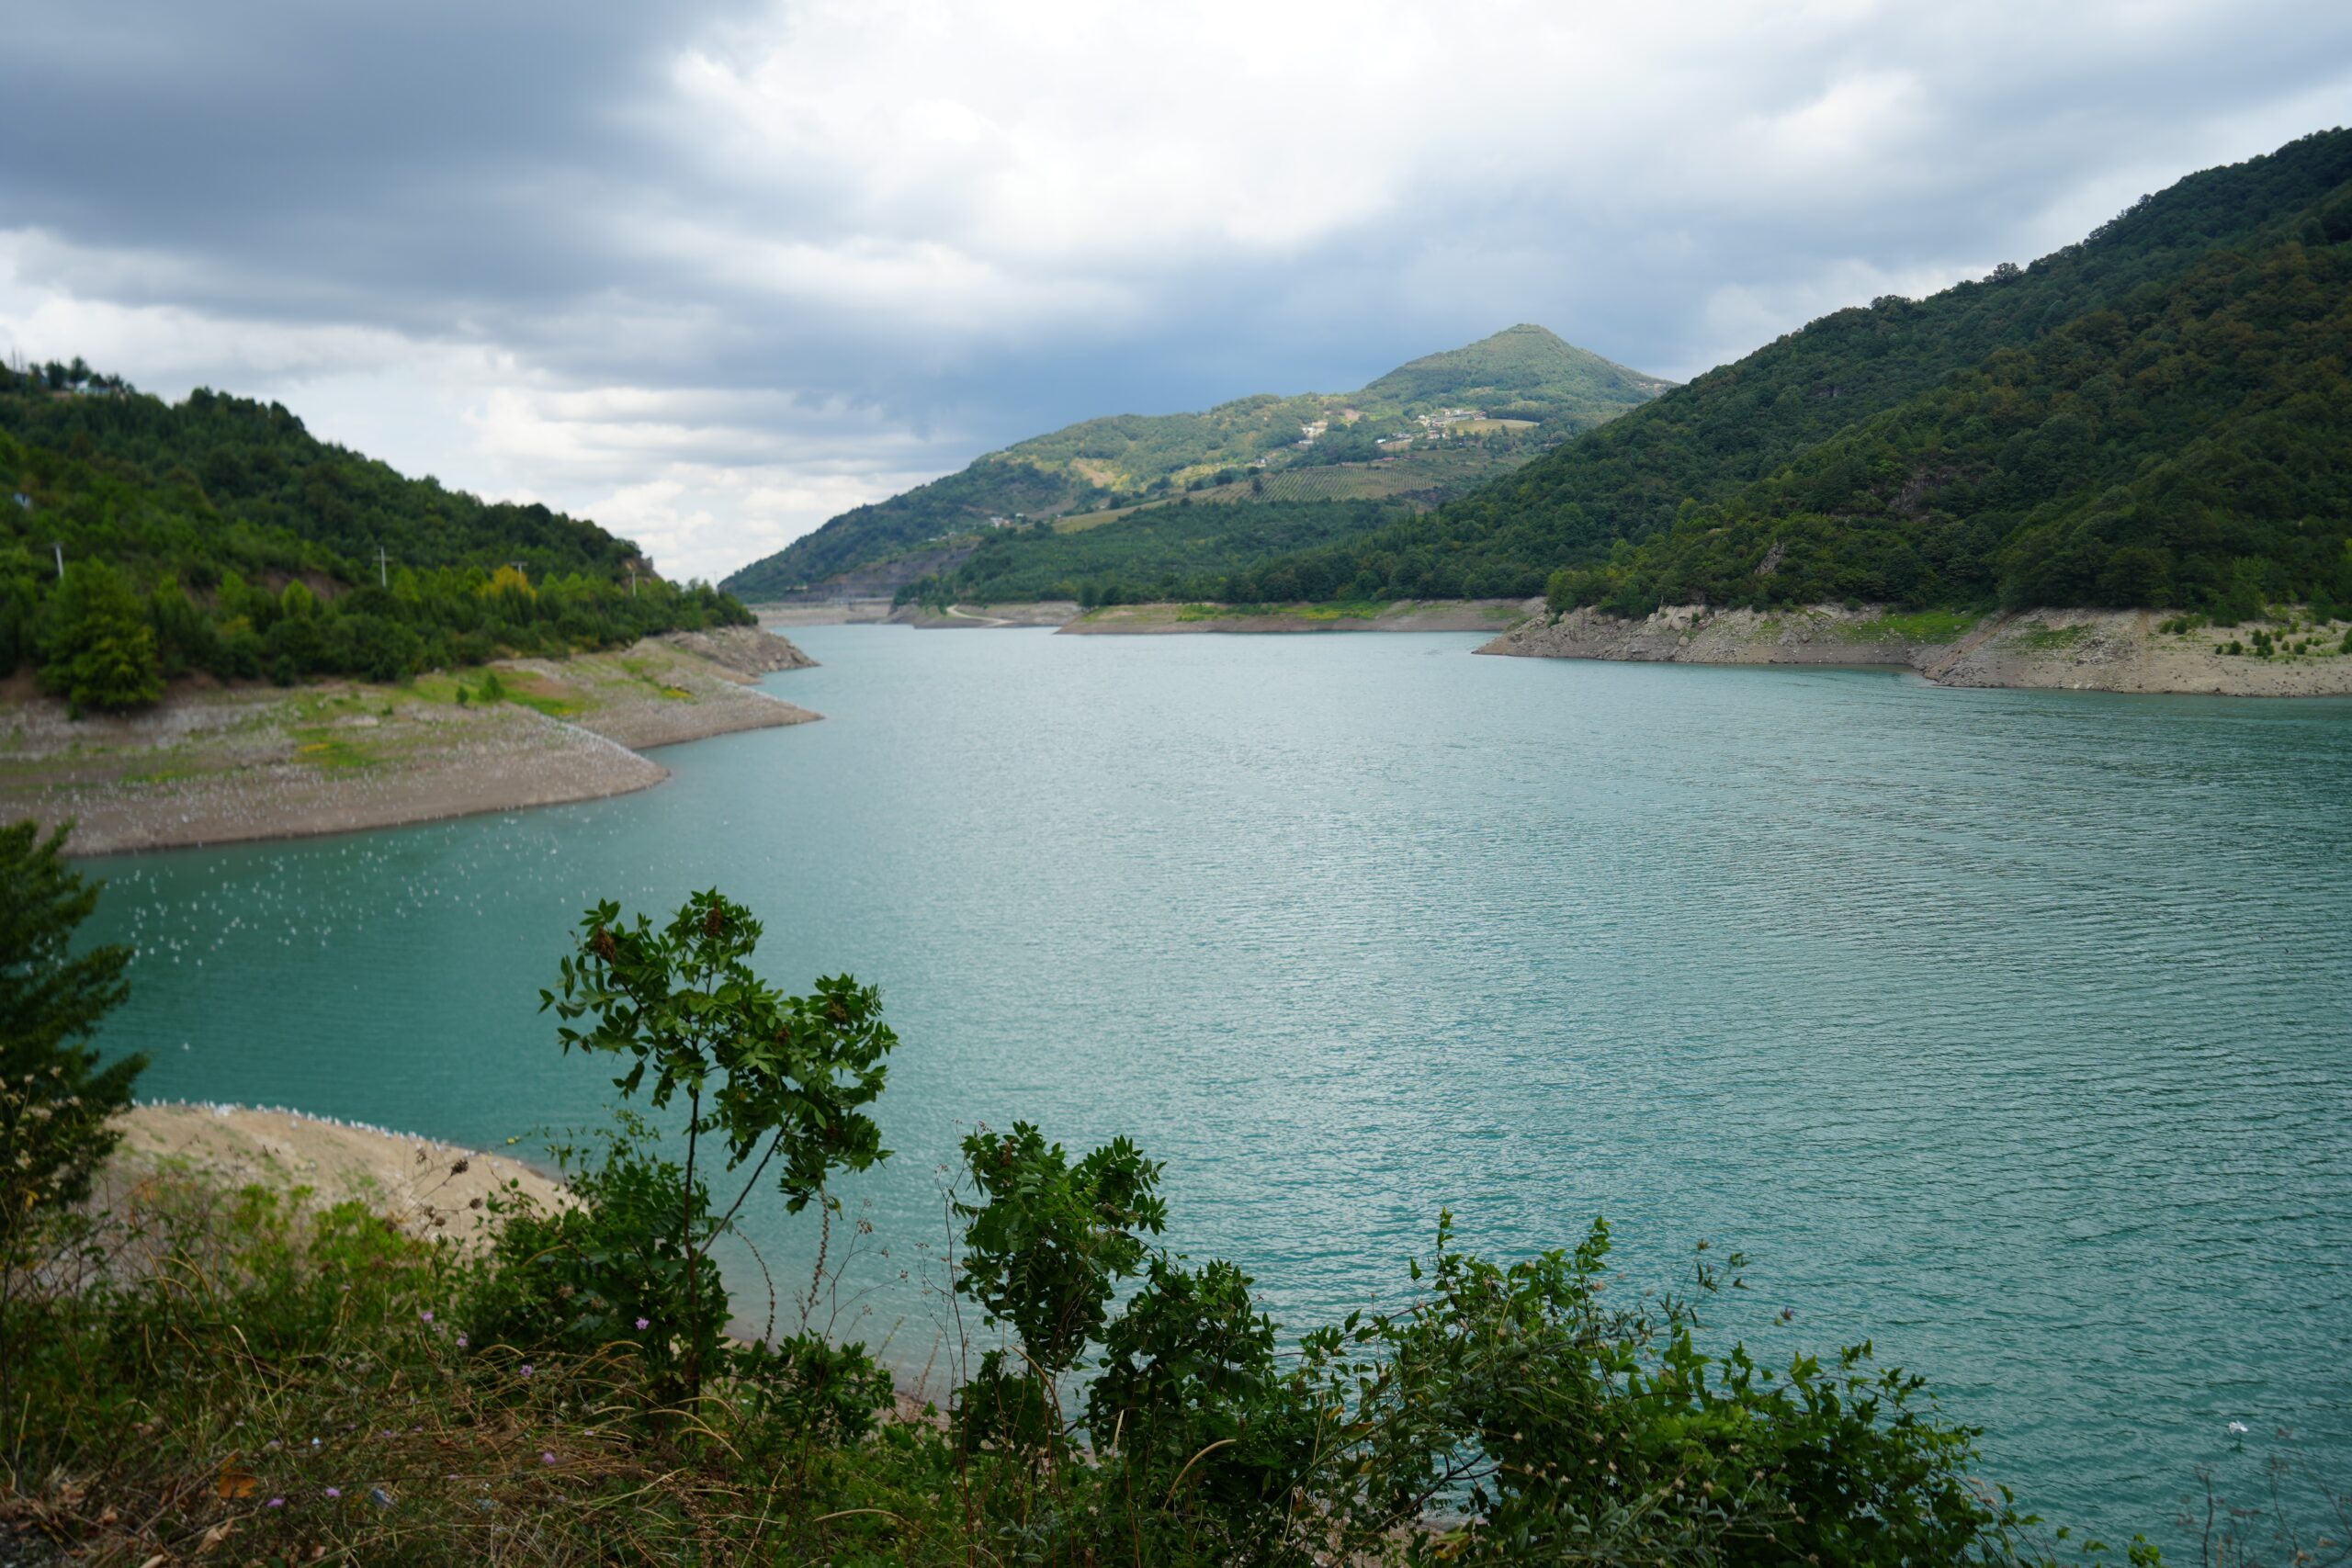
left=1061, top=598, right=1539, bottom=635
left=1478, top=604, right=2352, bottom=696
left=0, top=628, right=820, bottom=856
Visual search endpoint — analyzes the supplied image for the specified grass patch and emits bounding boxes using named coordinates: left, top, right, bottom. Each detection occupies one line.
left=2014, top=622, right=2091, bottom=650
left=1168, top=601, right=1381, bottom=622
left=288, top=728, right=376, bottom=769
left=1840, top=608, right=1978, bottom=643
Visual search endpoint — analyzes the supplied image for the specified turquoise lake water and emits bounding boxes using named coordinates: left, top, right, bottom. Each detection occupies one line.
left=83, top=626, right=2352, bottom=1547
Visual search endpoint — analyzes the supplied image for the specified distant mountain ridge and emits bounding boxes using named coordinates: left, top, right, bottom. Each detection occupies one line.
left=721, top=325, right=1669, bottom=599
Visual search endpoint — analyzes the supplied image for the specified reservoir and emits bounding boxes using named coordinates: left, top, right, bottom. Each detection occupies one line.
left=84, top=625, right=2352, bottom=1548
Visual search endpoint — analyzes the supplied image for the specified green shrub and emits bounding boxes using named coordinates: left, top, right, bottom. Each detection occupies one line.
left=541, top=889, right=898, bottom=1404
left=38, top=558, right=163, bottom=712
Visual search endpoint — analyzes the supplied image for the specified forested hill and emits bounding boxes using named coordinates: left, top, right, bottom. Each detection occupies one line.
left=1, top=373, right=645, bottom=579
left=1247, top=126, right=2352, bottom=605
left=721, top=324, right=1669, bottom=599
left=1553, top=226, right=2352, bottom=620
left=1, top=364, right=748, bottom=709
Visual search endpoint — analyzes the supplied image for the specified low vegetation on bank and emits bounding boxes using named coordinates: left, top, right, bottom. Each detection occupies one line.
left=13, top=831, right=2343, bottom=1564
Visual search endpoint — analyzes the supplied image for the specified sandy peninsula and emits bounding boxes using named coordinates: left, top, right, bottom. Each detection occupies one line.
left=1478, top=604, right=2352, bottom=696
left=102, top=1102, right=571, bottom=1249
left=0, top=626, right=820, bottom=856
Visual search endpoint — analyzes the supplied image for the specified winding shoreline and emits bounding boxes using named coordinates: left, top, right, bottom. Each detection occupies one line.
left=1478, top=603, right=2352, bottom=697
left=3, top=627, right=822, bottom=858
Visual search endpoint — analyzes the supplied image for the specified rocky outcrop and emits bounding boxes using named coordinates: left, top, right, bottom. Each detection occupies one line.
left=654, top=625, right=816, bottom=677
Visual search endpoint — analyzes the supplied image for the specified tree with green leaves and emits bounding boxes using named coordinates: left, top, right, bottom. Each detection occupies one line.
left=39, top=558, right=163, bottom=714
left=1, top=819, right=142, bottom=1235
left=541, top=889, right=897, bottom=1405
left=950, top=1122, right=1165, bottom=1459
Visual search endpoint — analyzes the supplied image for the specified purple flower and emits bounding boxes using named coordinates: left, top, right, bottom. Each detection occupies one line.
left=324, top=1487, right=342, bottom=1499
left=266, top=1497, right=285, bottom=1508
left=420, top=1310, right=434, bottom=1323
left=455, top=1334, right=469, bottom=1348
left=520, top=1363, right=534, bottom=1377
left=541, top=1451, right=557, bottom=1464
left=635, top=1317, right=650, bottom=1331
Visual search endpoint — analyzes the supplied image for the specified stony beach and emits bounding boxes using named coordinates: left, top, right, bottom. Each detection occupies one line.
left=0, top=627, right=820, bottom=856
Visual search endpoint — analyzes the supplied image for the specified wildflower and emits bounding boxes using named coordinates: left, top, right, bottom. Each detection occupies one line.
left=520, top=1364, right=534, bottom=1377
left=456, top=1334, right=469, bottom=1348
left=541, top=1451, right=557, bottom=1464
left=266, top=1497, right=285, bottom=1508
left=420, top=1310, right=434, bottom=1323
left=324, top=1487, right=342, bottom=1499
left=635, top=1317, right=650, bottom=1331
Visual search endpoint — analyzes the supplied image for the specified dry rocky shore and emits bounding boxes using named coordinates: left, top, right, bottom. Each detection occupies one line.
left=101, top=1103, right=570, bottom=1250
left=1480, top=604, right=2352, bottom=696
left=0, top=626, right=819, bottom=855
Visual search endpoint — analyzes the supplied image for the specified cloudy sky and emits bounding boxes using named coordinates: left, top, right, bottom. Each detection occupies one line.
left=5, top=1, right=2347, bottom=581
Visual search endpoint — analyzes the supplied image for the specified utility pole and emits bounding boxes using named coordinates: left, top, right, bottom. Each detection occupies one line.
left=376, top=545, right=389, bottom=587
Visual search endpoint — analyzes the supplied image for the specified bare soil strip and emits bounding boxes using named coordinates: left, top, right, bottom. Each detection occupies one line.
left=0, top=627, right=820, bottom=855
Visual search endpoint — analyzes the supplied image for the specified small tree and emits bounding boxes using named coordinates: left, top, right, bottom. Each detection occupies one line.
left=542, top=890, right=896, bottom=1404
left=0, top=818, right=142, bottom=1233
left=951, top=1123, right=1163, bottom=1457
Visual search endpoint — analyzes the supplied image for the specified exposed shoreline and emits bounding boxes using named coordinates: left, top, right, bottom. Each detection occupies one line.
left=1477, top=604, right=2352, bottom=696
left=105, top=1102, right=571, bottom=1249
left=3, top=626, right=821, bottom=857
left=1061, top=597, right=1540, bottom=634
left=752, top=597, right=1539, bottom=634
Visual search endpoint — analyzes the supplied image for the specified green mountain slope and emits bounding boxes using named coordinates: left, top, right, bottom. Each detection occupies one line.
left=721, top=325, right=1668, bottom=598
left=1555, top=230, right=2352, bottom=620
left=1, top=366, right=747, bottom=703
left=1248, top=127, right=2352, bottom=604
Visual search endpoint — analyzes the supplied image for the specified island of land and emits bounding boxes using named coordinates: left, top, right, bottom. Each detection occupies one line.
left=0, top=626, right=818, bottom=856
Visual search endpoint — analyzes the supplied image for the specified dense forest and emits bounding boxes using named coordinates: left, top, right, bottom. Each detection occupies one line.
left=910, top=497, right=1417, bottom=607
left=1246, top=127, right=2352, bottom=608
left=1551, top=231, right=2352, bottom=620
left=724, top=325, right=1668, bottom=599
left=0, top=364, right=749, bottom=711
